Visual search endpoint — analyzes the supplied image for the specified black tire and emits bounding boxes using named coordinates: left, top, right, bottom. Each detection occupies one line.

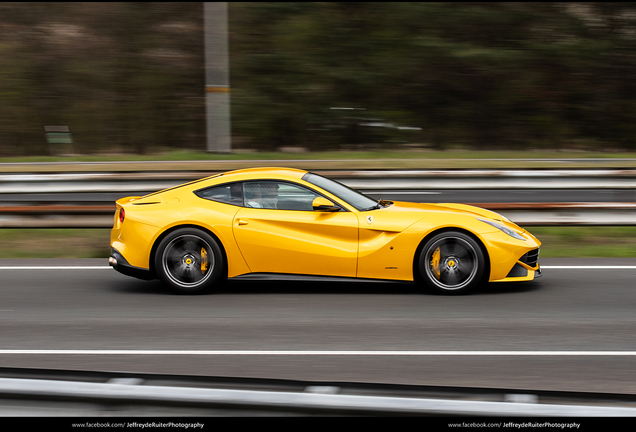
left=154, top=228, right=225, bottom=294
left=418, top=231, right=485, bottom=294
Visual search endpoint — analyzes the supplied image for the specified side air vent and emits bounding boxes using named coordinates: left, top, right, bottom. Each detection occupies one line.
left=506, top=263, right=528, bottom=278
left=519, top=248, right=539, bottom=267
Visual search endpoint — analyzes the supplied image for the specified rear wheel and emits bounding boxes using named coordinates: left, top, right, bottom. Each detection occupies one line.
left=154, top=228, right=225, bottom=294
left=418, top=231, right=485, bottom=294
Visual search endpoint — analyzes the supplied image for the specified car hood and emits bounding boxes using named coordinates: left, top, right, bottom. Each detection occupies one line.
left=428, top=202, right=510, bottom=222
left=362, top=201, right=518, bottom=233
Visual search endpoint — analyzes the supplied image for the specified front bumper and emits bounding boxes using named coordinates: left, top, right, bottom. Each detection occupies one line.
left=491, top=248, right=541, bottom=283
left=109, top=248, right=154, bottom=280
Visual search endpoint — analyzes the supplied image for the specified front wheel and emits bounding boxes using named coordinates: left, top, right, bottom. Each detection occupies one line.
left=418, top=231, right=485, bottom=294
left=154, top=228, right=225, bottom=294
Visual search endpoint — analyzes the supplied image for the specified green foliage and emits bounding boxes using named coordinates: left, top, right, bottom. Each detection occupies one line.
left=0, top=3, right=205, bottom=156
left=230, top=2, right=636, bottom=151
left=2, top=3, right=636, bottom=155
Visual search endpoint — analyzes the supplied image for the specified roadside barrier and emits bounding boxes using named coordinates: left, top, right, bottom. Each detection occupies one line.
left=2, top=169, right=636, bottom=227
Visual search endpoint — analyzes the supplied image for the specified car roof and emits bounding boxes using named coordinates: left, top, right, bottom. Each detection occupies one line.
left=216, top=167, right=308, bottom=182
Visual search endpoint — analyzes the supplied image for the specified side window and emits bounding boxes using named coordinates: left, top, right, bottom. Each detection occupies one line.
left=195, top=183, right=243, bottom=206
left=244, top=181, right=323, bottom=211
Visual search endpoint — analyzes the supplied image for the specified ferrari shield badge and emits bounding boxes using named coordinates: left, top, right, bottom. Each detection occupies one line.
left=366, top=215, right=374, bottom=224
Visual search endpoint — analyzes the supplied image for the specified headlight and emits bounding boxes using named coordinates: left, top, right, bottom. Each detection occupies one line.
left=477, top=218, right=526, bottom=241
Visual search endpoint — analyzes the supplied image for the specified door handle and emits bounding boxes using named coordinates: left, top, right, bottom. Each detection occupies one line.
left=237, top=219, right=249, bottom=226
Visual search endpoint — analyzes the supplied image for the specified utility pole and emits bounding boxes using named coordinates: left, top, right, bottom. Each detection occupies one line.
left=204, top=2, right=231, bottom=152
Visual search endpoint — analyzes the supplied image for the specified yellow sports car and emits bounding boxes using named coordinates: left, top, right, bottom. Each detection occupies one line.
left=109, top=167, right=541, bottom=294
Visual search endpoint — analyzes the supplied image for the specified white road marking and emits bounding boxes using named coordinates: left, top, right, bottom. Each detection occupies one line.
left=1, top=265, right=635, bottom=270
left=0, top=350, right=635, bottom=355
left=367, top=191, right=442, bottom=194
left=541, top=266, right=636, bottom=269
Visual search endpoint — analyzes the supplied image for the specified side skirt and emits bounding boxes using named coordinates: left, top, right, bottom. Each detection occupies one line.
left=229, top=273, right=413, bottom=284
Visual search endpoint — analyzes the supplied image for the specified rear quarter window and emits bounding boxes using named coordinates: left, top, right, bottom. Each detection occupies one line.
left=194, top=183, right=243, bottom=206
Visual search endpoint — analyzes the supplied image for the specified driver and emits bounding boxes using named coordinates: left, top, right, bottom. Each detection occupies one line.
left=260, top=182, right=279, bottom=209
left=245, top=184, right=264, bottom=208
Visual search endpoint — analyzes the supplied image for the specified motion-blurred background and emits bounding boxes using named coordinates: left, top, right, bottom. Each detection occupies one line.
left=2, top=2, right=636, bottom=154
left=3, top=4, right=636, bottom=416
left=2, top=2, right=636, bottom=258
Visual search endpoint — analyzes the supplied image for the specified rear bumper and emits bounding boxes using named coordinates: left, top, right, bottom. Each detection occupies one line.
left=109, top=248, right=154, bottom=280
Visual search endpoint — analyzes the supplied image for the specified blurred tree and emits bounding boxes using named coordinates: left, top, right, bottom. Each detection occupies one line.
left=0, top=2, right=205, bottom=156
left=2, top=2, right=636, bottom=155
left=230, top=2, right=636, bottom=151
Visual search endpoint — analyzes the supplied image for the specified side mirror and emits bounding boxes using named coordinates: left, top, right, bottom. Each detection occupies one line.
left=312, top=197, right=340, bottom=212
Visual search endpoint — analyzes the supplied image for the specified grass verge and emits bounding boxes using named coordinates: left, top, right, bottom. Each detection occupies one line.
left=3, top=149, right=636, bottom=171
left=0, top=229, right=110, bottom=259
left=1, top=227, right=635, bottom=260
left=528, top=226, right=636, bottom=258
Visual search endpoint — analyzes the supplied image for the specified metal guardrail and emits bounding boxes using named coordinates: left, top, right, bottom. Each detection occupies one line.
left=4, top=169, right=636, bottom=193
left=1, top=376, right=636, bottom=416
left=2, top=169, right=636, bottom=227
left=2, top=203, right=636, bottom=228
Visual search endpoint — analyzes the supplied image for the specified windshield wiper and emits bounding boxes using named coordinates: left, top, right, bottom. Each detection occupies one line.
left=362, top=200, right=392, bottom=212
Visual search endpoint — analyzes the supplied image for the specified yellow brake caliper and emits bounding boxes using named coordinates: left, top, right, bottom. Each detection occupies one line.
left=201, top=247, right=208, bottom=274
left=430, top=247, right=441, bottom=280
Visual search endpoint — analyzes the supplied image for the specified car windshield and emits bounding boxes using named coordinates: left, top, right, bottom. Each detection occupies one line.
left=302, top=172, right=380, bottom=211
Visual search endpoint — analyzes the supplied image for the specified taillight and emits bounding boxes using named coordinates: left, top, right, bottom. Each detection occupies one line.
left=119, top=208, right=125, bottom=223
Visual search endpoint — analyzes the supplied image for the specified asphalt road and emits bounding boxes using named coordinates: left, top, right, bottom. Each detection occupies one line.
left=1, top=258, right=635, bottom=395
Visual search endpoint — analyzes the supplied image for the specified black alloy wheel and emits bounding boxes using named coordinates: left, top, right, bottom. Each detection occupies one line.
left=154, top=228, right=225, bottom=294
left=419, top=231, right=485, bottom=294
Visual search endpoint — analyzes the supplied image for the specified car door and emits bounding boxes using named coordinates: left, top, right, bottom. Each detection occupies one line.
left=233, top=180, right=359, bottom=277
